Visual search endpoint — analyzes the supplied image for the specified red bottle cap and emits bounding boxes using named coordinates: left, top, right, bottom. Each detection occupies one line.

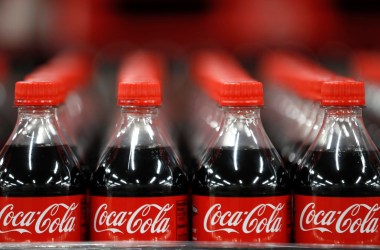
left=321, top=80, right=365, bottom=106
left=191, top=51, right=263, bottom=106
left=25, top=67, right=72, bottom=100
left=20, top=51, right=93, bottom=106
left=15, top=80, right=65, bottom=106
left=351, top=52, right=380, bottom=83
left=117, top=51, right=163, bottom=106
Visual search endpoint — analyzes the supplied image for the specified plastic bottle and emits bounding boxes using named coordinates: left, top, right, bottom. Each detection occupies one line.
left=90, top=52, right=188, bottom=241
left=0, top=80, right=86, bottom=241
left=293, top=80, right=380, bottom=244
left=192, top=53, right=291, bottom=242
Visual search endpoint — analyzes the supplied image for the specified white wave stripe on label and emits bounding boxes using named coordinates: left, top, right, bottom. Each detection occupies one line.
left=203, top=203, right=285, bottom=234
left=299, top=202, right=380, bottom=234
left=0, top=203, right=79, bottom=234
left=93, top=203, right=173, bottom=234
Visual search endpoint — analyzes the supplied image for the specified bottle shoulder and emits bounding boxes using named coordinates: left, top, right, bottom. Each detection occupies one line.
left=294, top=150, right=380, bottom=196
left=192, top=147, right=290, bottom=196
left=91, top=146, right=188, bottom=196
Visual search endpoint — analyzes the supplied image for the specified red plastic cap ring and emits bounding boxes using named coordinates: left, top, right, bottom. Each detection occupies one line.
left=15, top=81, right=64, bottom=106
left=321, top=80, right=365, bottom=106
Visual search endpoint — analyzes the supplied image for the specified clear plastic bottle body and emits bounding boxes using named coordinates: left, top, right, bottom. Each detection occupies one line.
left=193, top=107, right=289, bottom=196
left=91, top=106, right=188, bottom=196
left=294, top=107, right=380, bottom=196
left=0, top=105, right=86, bottom=242
left=0, top=106, right=85, bottom=196
left=293, top=106, right=380, bottom=244
left=192, top=106, right=291, bottom=242
left=90, top=106, right=189, bottom=241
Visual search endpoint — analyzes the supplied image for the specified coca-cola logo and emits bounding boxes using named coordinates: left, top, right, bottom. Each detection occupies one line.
left=203, top=203, right=284, bottom=234
left=0, top=203, right=79, bottom=234
left=299, top=202, right=380, bottom=234
left=93, top=203, right=173, bottom=234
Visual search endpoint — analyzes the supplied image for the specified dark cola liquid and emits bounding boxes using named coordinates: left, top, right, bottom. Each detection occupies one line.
left=294, top=150, right=380, bottom=196
left=0, top=145, right=85, bottom=196
left=91, top=146, right=188, bottom=196
left=192, top=147, right=290, bottom=196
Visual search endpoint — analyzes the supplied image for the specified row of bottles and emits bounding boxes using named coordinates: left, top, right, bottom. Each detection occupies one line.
left=0, top=50, right=380, bottom=245
left=189, top=51, right=380, bottom=244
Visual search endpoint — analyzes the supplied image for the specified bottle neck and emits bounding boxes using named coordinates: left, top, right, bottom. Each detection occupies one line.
left=322, top=106, right=365, bottom=134
left=222, top=106, right=261, bottom=121
left=314, top=105, right=376, bottom=151
left=324, top=106, right=363, bottom=118
left=120, top=106, right=159, bottom=118
left=106, top=106, right=164, bottom=148
left=8, top=106, right=64, bottom=146
left=214, top=106, right=273, bottom=149
left=119, top=106, right=160, bottom=127
left=18, top=106, right=58, bottom=118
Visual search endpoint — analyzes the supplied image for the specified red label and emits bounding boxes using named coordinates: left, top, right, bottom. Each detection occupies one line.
left=90, top=195, right=188, bottom=241
left=0, top=195, right=85, bottom=242
left=192, top=195, right=290, bottom=242
left=295, top=195, right=380, bottom=244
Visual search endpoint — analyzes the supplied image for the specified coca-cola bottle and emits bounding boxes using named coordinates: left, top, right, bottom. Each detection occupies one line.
left=293, top=80, right=380, bottom=244
left=192, top=54, right=291, bottom=242
left=90, top=53, right=188, bottom=241
left=0, top=80, right=86, bottom=242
